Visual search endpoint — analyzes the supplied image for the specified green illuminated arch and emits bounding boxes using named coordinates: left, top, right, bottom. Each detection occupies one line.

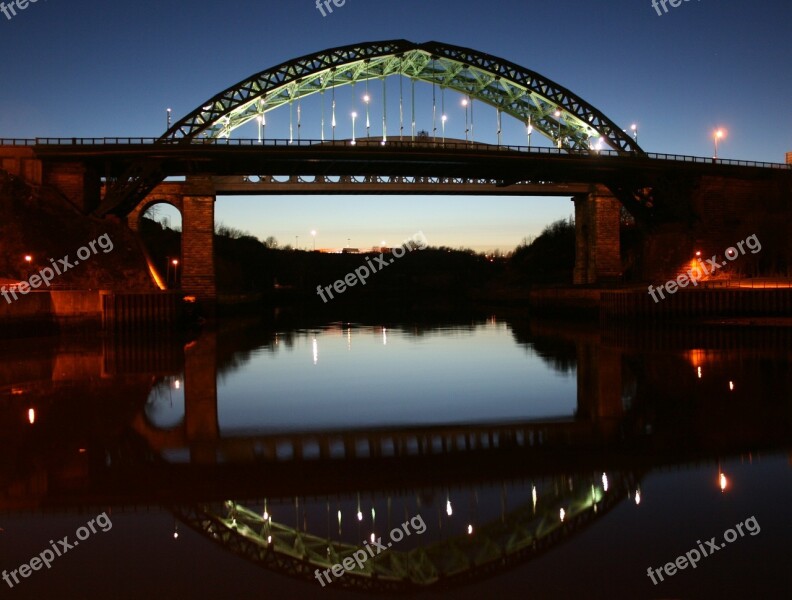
left=163, top=39, right=643, bottom=153
left=172, top=471, right=639, bottom=592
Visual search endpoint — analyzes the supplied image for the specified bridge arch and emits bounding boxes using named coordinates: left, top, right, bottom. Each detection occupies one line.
left=172, top=471, right=639, bottom=592
left=163, top=39, right=643, bottom=154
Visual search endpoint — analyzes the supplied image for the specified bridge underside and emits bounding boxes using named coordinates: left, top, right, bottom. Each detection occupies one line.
left=128, top=175, right=619, bottom=301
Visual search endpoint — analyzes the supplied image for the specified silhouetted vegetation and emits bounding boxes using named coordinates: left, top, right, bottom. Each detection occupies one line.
left=509, top=218, right=576, bottom=284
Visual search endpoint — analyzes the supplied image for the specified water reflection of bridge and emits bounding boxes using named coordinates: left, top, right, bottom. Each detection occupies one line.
left=174, top=469, right=639, bottom=593
left=131, top=326, right=625, bottom=465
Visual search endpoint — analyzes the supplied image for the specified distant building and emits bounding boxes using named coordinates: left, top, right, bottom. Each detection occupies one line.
left=787, top=152, right=792, bottom=165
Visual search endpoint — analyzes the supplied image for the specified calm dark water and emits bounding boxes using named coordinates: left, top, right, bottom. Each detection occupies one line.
left=0, top=308, right=790, bottom=599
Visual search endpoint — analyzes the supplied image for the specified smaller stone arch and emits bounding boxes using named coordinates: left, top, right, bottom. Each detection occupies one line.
left=130, top=179, right=217, bottom=302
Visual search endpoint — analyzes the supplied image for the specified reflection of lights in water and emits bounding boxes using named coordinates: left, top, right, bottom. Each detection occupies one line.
left=446, top=499, right=453, bottom=516
left=602, top=473, right=609, bottom=492
left=312, top=337, right=318, bottom=365
left=559, top=508, right=565, bottom=522
left=173, top=379, right=181, bottom=390
left=467, top=524, right=473, bottom=535
left=697, top=366, right=702, bottom=379
left=720, top=472, right=728, bottom=492
left=634, top=489, right=641, bottom=505
left=532, top=485, right=537, bottom=511
left=357, top=510, right=363, bottom=521
left=382, top=327, right=387, bottom=345
left=27, top=408, right=35, bottom=424
left=370, top=532, right=376, bottom=543
left=267, top=535, right=272, bottom=544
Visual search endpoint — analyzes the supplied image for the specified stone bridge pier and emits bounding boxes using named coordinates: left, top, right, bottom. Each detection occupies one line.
left=128, top=177, right=216, bottom=305
left=572, top=185, right=622, bottom=284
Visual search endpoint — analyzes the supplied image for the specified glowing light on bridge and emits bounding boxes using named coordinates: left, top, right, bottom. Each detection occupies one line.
left=467, top=524, right=473, bottom=535
left=446, top=499, right=453, bottom=516
left=602, top=473, right=609, bottom=492
left=559, top=508, right=566, bottom=522
left=713, top=128, right=727, bottom=159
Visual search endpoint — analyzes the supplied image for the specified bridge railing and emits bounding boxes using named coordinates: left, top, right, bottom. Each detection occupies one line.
left=2, top=138, right=790, bottom=170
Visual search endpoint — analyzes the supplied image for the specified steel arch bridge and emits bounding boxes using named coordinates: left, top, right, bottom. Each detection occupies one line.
left=163, top=39, right=643, bottom=154
left=172, top=471, right=639, bottom=593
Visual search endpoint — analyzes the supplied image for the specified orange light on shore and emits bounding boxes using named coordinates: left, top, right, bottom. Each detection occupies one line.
left=24, top=255, right=32, bottom=264
left=719, top=472, right=728, bottom=492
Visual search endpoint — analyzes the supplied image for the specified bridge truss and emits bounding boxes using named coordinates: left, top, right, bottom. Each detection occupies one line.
left=172, top=471, right=639, bottom=592
left=165, top=40, right=642, bottom=154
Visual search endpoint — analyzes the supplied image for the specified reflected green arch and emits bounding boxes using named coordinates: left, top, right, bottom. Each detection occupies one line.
left=163, top=40, right=643, bottom=154
left=172, top=471, right=640, bottom=592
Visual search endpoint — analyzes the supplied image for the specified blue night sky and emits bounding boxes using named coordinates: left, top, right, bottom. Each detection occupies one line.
left=1, top=0, right=790, bottom=251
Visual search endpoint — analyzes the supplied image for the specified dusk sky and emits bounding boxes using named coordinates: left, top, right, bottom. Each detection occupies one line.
left=1, top=0, right=790, bottom=251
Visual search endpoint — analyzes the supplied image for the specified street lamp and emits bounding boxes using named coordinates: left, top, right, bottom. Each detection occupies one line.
left=461, top=98, right=469, bottom=142
left=363, top=94, right=371, bottom=138
left=351, top=111, right=358, bottom=145
left=630, top=123, right=638, bottom=143
left=311, top=229, right=317, bottom=251
left=257, top=114, right=265, bottom=144
left=441, top=114, right=447, bottom=145
left=713, top=128, right=725, bottom=160
left=554, top=109, right=563, bottom=148
left=167, top=108, right=172, bottom=130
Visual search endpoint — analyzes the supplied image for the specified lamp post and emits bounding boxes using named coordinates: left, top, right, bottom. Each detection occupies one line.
left=363, top=94, right=370, bottom=138
left=713, top=128, right=725, bottom=160
left=554, top=109, right=563, bottom=148
left=441, top=114, right=447, bottom=145
left=461, top=98, right=469, bottom=143
left=351, top=112, right=358, bottom=145
left=257, top=114, right=265, bottom=144
left=166, top=108, right=172, bottom=130
left=171, top=259, right=179, bottom=287
left=631, top=123, right=638, bottom=144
